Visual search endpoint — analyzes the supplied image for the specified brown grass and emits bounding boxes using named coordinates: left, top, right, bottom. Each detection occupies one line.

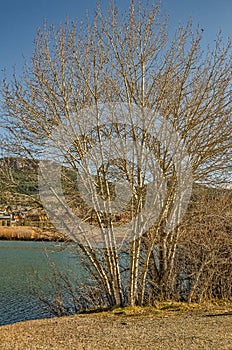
left=0, top=226, right=65, bottom=241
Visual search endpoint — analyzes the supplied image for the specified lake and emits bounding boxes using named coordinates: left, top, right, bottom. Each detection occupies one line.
left=0, top=240, right=87, bottom=326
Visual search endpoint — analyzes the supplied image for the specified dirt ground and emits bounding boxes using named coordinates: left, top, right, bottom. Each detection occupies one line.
left=0, top=305, right=232, bottom=350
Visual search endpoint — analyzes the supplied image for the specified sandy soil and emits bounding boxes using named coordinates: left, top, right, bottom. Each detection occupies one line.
left=1, top=305, right=232, bottom=350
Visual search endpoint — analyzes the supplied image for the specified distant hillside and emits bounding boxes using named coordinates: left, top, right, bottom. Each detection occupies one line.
left=0, top=156, right=231, bottom=219
left=0, top=157, right=82, bottom=211
left=0, top=157, right=39, bottom=208
left=0, top=157, right=37, bottom=171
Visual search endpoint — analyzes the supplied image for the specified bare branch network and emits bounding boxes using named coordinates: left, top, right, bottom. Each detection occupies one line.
left=1, top=1, right=231, bottom=307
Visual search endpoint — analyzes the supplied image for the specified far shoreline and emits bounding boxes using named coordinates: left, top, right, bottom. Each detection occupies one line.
left=0, top=226, right=67, bottom=242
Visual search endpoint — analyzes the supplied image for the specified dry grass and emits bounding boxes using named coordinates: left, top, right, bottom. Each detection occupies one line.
left=99, top=299, right=232, bottom=316
left=0, top=226, right=64, bottom=241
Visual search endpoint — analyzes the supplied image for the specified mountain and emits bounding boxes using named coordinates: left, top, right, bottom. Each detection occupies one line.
left=0, top=157, right=39, bottom=208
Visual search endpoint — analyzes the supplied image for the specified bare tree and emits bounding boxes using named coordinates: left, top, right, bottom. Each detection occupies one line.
left=178, top=187, right=232, bottom=302
left=1, top=1, right=231, bottom=307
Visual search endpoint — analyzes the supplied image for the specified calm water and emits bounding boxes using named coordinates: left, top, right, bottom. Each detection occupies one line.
left=0, top=241, right=87, bottom=326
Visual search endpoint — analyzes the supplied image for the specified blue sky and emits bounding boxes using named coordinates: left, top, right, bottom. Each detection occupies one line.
left=1, top=0, right=231, bottom=76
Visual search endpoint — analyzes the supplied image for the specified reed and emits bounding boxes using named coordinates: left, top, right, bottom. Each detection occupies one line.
left=0, top=226, right=65, bottom=241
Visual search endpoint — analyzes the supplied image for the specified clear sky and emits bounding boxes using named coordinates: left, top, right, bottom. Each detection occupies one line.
left=1, top=0, right=231, bottom=76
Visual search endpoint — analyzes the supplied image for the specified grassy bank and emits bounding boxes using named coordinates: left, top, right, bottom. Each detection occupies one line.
left=75, top=299, right=232, bottom=318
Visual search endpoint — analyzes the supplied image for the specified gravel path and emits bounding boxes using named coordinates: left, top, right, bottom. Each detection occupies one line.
left=1, top=307, right=232, bottom=349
